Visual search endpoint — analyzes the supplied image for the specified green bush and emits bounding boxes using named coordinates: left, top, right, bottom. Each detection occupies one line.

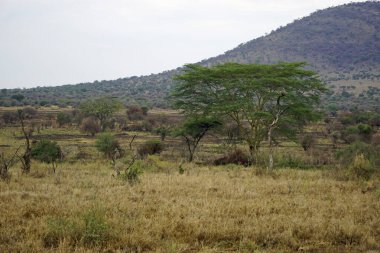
left=137, top=140, right=163, bottom=158
left=336, top=141, right=377, bottom=166
left=276, top=155, right=311, bottom=169
left=120, top=159, right=143, bottom=185
left=81, top=209, right=110, bottom=246
left=95, top=133, right=122, bottom=159
left=43, top=217, right=81, bottom=248
left=213, top=149, right=249, bottom=166
left=31, top=140, right=63, bottom=172
left=300, top=134, right=315, bottom=151
left=56, top=112, right=72, bottom=127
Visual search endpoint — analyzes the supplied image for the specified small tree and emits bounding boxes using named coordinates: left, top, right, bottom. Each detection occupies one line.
left=56, top=112, right=72, bottom=127
left=127, top=105, right=145, bottom=121
left=80, top=98, right=122, bottom=131
left=81, top=117, right=101, bottom=136
left=31, top=140, right=63, bottom=173
left=2, top=111, right=18, bottom=124
left=0, top=147, right=20, bottom=180
left=300, top=134, right=315, bottom=152
left=137, top=140, right=163, bottom=158
left=173, top=117, right=221, bottom=162
left=95, top=133, right=123, bottom=161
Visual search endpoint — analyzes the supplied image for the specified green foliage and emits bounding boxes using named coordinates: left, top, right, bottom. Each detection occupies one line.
left=1, top=111, right=18, bottom=124
left=80, top=117, right=101, bottom=136
left=120, top=160, right=143, bottom=184
left=213, top=149, right=249, bottom=166
left=56, top=112, right=72, bottom=127
left=44, top=208, right=111, bottom=248
left=44, top=216, right=81, bottom=248
left=95, top=133, right=121, bottom=159
left=31, top=140, right=62, bottom=164
left=172, top=62, right=325, bottom=166
left=81, top=209, right=110, bottom=246
left=11, top=94, right=25, bottom=101
left=21, top=107, right=37, bottom=118
left=178, top=164, right=185, bottom=174
left=80, top=97, right=122, bottom=131
left=137, top=140, right=164, bottom=158
left=276, top=155, right=311, bottom=170
left=173, top=117, right=221, bottom=162
left=336, top=141, right=378, bottom=167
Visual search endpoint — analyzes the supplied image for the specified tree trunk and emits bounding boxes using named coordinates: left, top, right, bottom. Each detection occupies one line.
left=268, top=127, right=274, bottom=171
left=188, top=152, right=194, bottom=163
left=18, top=110, right=31, bottom=174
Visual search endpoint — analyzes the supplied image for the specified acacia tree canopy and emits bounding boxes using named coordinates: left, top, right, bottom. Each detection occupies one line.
left=172, top=62, right=326, bottom=168
left=80, top=97, right=123, bottom=131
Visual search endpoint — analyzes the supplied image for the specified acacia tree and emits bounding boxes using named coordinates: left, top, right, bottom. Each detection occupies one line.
left=80, top=97, right=122, bottom=131
left=172, top=62, right=326, bottom=169
left=173, top=117, right=221, bottom=162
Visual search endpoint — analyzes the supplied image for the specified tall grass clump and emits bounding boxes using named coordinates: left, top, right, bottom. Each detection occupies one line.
left=43, top=208, right=112, bottom=248
left=119, top=159, right=143, bottom=185
left=137, top=140, right=163, bottom=158
left=349, top=153, right=374, bottom=180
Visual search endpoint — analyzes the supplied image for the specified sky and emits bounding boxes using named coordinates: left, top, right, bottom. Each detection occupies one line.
left=0, top=0, right=371, bottom=89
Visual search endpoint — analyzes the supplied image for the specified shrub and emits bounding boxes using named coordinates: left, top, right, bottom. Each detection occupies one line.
left=276, top=154, right=310, bottom=169
left=120, top=159, right=143, bottom=184
left=31, top=140, right=63, bottom=172
left=300, top=134, right=315, bottom=151
left=357, top=123, right=373, bottom=141
left=95, top=133, right=122, bottom=159
left=371, top=133, right=380, bottom=146
left=349, top=153, right=374, bottom=180
left=127, top=105, right=145, bottom=121
left=81, top=209, right=110, bottom=246
left=2, top=111, right=18, bottom=124
left=56, top=112, right=72, bottom=127
left=43, top=217, right=81, bottom=248
left=137, top=140, right=163, bottom=158
left=142, top=119, right=154, bottom=132
left=81, top=117, right=101, bottom=136
left=22, top=107, right=37, bottom=119
left=336, top=141, right=377, bottom=166
left=214, top=149, right=249, bottom=166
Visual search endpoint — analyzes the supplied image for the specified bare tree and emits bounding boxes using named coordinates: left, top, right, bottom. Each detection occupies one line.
left=17, top=109, right=32, bottom=174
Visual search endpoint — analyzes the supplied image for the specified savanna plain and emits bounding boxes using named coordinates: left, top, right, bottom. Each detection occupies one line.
left=0, top=107, right=379, bottom=253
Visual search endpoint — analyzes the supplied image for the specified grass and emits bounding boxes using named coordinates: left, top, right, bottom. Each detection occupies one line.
left=0, top=161, right=379, bottom=252
left=0, top=113, right=379, bottom=252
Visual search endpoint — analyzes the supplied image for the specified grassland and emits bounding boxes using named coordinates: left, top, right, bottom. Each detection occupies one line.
left=0, top=107, right=379, bottom=252
left=1, top=160, right=380, bottom=253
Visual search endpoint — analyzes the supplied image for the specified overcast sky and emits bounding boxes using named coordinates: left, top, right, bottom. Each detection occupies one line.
left=0, top=0, right=370, bottom=89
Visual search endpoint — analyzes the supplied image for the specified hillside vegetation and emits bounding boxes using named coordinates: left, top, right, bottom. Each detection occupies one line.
left=1, top=1, right=379, bottom=110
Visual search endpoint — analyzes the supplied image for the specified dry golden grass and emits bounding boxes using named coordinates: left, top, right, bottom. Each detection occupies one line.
left=1, top=160, right=379, bottom=253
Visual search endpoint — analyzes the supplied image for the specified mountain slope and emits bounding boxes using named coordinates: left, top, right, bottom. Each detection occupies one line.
left=1, top=1, right=379, bottom=110
left=204, top=1, right=380, bottom=75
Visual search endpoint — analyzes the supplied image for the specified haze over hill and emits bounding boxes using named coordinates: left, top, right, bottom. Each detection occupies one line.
left=1, top=1, right=379, bottom=110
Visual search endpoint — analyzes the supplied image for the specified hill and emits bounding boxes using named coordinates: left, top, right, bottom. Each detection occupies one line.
left=1, top=1, right=379, bottom=110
